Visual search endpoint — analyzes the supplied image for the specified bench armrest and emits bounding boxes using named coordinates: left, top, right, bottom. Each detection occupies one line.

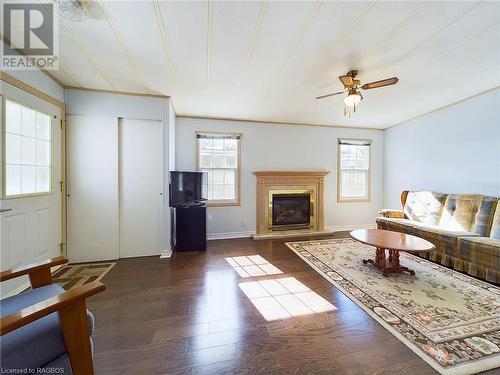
left=0, top=256, right=68, bottom=288
left=0, top=281, right=105, bottom=374
left=378, top=209, right=406, bottom=219
left=0, top=281, right=105, bottom=335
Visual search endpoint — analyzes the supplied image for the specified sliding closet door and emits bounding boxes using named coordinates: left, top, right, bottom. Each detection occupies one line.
left=119, top=118, right=163, bottom=258
left=67, top=115, right=119, bottom=262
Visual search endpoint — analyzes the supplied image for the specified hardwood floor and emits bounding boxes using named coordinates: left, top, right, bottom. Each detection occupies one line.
left=87, top=234, right=494, bottom=374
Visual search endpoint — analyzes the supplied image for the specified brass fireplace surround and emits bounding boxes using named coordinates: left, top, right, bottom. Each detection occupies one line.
left=253, top=170, right=329, bottom=238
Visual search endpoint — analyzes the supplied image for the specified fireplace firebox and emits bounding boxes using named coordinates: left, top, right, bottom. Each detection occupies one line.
left=272, top=193, right=311, bottom=230
left=267, top=190, right=314, bottom=231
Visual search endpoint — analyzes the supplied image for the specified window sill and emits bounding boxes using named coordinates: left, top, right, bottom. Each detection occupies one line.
left=337, top=198, right=370, bottom=203
left=207, top=201, right=240, bottom=207
left=2, top=191, right=54, bottom=200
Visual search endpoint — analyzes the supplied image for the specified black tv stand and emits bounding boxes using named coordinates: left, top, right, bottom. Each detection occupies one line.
left=172, top=202, right=207, bottom=252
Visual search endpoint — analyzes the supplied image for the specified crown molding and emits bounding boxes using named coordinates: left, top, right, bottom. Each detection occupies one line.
left=64, top=86, right=170, bottom=99
left=176, top=114, right=384, bottom=131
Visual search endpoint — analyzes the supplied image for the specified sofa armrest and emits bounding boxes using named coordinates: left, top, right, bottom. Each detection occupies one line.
left=0, top=256, right=68, bottom=288
left=1, top=281, right=105, bottom=375
left=378, top=209, right=406, bottom=219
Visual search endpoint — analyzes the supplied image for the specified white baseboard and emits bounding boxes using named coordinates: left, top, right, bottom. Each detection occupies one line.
left=326, top=223, right=377, bottom=232
left=207, top=231, right=254, bottom=240
left=207, top=224, right=375, bottom=241
left=160, top=249, right=173, bottom=258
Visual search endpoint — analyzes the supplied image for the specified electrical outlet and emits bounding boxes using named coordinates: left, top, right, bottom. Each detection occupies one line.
left=241, top=220, right=247, bottom=227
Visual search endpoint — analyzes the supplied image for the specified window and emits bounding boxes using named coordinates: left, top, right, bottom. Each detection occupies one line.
left=196, top=132, right=240, bottom=205
left=4, top=99, right=52, bottom=197
left=337, top=138, right=371, bottom=202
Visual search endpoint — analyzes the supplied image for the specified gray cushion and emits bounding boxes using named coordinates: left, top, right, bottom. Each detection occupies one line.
left=42, top=353, right=72, bottom=374
left=0, top=284, right=67, bottom=370
left=0, top=284, right=95, bottom=371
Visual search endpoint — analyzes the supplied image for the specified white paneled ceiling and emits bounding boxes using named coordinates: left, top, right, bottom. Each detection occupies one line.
left=35, top=1, right=500, bottom=128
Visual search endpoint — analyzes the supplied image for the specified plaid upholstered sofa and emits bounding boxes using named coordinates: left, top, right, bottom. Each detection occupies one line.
left=377, top=191, right=500, bottom=284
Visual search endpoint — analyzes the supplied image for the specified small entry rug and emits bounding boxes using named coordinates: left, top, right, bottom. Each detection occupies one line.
left=52, top=262, right=115, bottom=291
left=286, top=238, right=500, bottom=375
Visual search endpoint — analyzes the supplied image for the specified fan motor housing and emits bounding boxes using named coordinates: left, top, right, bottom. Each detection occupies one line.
left=347, top=69, right=359, bottom=77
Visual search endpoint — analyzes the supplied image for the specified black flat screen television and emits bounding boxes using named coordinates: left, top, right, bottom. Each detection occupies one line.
left=169, top=171, right=207, bottom=207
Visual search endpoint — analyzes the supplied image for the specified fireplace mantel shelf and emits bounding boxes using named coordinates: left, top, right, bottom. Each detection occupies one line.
left=253, top=170, right=329, bottom=177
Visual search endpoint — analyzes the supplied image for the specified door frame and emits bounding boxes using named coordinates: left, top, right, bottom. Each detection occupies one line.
left=0, top=72, right=67, bottom=257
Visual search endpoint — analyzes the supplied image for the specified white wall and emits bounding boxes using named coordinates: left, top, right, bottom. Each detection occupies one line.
left=176, top=117, right=384, bottom=238
left=384, top=88, right=500, bottom=209
left=4, top=71, right=64, bottom=103
left=65, top=89, right=166, bottom=120
left=163, top=99, right=176, bottom=253
left=168, top=101, right=176, bottom=171
left=65, top=89, right=174, bottom=253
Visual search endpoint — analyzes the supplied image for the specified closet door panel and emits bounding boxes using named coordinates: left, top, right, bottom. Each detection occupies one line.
left=67, top=115, right=119, bottom=262
left=119, top=118, right=163, bottom=258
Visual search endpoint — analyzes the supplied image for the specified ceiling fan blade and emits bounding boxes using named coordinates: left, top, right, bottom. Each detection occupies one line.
left=315, top=91, right=344, bottom=99
left=361, top=77, right=399, bottom=90
left=338, top=75, right=354, bottom=88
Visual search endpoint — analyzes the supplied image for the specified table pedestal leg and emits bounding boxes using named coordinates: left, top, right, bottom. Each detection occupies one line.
left=363, top=248, right=416, bottom=276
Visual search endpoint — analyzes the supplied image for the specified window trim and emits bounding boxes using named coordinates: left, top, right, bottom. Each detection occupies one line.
left=195, top=130, right=241, bottom=207
left=2, top=96, right=55, bottom=199
left=336, top=137, right=372, bottom=203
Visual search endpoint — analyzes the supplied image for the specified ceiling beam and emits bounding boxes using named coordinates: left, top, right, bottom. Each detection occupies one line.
left=95, top=0, right=150, bottom=94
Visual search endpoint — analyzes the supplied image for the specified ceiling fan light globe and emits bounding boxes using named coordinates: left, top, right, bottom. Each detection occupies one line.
left=344, top=93, right=361, bottom=107
left=55, top=0, right=89, bottom=22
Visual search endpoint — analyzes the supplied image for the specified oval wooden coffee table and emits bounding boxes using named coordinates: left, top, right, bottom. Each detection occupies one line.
left=349, top=229, right=435, bottom=276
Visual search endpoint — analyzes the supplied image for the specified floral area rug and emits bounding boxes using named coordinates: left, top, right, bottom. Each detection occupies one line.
left=52, top=262, right=115, bottom=291
left=285, top=238, right=500, bottom=375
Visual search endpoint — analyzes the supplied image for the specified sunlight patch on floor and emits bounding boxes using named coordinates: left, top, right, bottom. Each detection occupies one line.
left=225, top=255, right=283, bottom=277
left=239, top=277, right=337, bottom=321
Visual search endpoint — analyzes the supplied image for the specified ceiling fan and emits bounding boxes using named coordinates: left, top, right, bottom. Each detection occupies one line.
left=316, top=70, right=399, bottom=117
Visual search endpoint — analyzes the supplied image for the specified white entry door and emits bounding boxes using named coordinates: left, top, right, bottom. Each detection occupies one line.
left=67, top=115, right=120, bottom=263
left=0, top=83, right=62, bottom=297
left=119, top=118, right=163, bottom=258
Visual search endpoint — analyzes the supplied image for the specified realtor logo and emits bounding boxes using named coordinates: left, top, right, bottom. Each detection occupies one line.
left=2, top=2, right=59, bottom=70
